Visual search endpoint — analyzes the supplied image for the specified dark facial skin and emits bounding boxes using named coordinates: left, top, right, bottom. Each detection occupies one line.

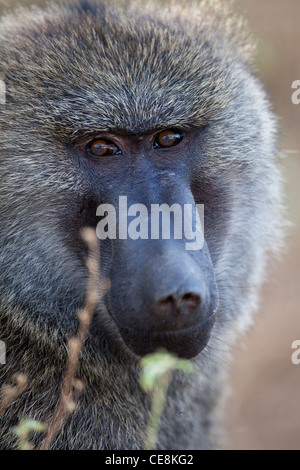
left=71, top=127, right=220, bottom=359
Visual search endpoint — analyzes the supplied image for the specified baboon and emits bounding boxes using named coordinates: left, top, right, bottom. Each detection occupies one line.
left=0, top=0, right=284, bottom=450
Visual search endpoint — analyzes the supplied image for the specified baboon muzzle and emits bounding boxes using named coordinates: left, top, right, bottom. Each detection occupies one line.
left=95, top=177, right=219, bottom=358
left=106, top=236, right=219, bottom=359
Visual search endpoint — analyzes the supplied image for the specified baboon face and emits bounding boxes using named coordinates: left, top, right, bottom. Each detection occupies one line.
left=74, top=128, right=220, bottom=358
left=0, top=1, right=275, bottom=360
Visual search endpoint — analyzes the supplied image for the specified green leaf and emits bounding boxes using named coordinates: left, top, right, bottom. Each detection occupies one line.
left=140, top=349, right=194, bottom=392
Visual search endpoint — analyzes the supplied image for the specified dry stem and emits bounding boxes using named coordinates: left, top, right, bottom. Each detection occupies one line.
left=40, top=228, right=109, bottom=450
left=0, top=373, right=28, bottom=418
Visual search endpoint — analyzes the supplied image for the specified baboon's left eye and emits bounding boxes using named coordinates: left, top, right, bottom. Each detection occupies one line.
left=86, top=139, right=121, bottom=158
left=154, top=129, right=183, bottom=149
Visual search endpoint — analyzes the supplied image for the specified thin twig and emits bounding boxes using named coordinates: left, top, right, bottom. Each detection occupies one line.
left=40, top=228, right=109, bottom=450
left=0, top=374, right=28, bottom=418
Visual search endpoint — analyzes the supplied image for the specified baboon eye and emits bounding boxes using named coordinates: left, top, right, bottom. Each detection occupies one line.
left=154, top=129, right=183, bottom=149
left=86, top=139, right=121, bottom=157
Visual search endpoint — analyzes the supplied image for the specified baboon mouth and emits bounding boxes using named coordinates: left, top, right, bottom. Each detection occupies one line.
left=117, top=314, right=216, bottom=359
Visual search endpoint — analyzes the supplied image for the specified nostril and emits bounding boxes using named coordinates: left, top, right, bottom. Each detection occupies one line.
left=180, top=292, right=201, bottom=310
left=153, top=290, right=205, bottom=332
left=157, top=295, right=177, bottom=316
left=157, top=292, right=201, bottom=318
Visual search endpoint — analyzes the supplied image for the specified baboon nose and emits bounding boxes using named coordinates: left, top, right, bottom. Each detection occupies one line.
left=154, top=290, right=203, bottom=331
left=179, top=292, right=202, bottom=310
left=158, top=292, right=201, bottom=316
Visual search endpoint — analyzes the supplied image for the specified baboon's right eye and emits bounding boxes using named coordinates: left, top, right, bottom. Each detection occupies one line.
left=86, top=139, right=122, bottom=158
left=153, top=129, right=183, bottom=149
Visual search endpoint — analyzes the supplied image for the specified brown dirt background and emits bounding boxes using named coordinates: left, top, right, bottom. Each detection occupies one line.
left=1, top=0, right=299, bottom=450
left=224, top=0, right=300, bottom=451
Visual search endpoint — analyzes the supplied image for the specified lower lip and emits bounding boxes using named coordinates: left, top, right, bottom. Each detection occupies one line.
left=119, top=314, right=215, bottom=359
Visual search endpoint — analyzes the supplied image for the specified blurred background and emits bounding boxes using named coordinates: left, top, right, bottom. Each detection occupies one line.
left=225, top=0, right=300, bottom=451
left=1, top=0, right=299, bottom=450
